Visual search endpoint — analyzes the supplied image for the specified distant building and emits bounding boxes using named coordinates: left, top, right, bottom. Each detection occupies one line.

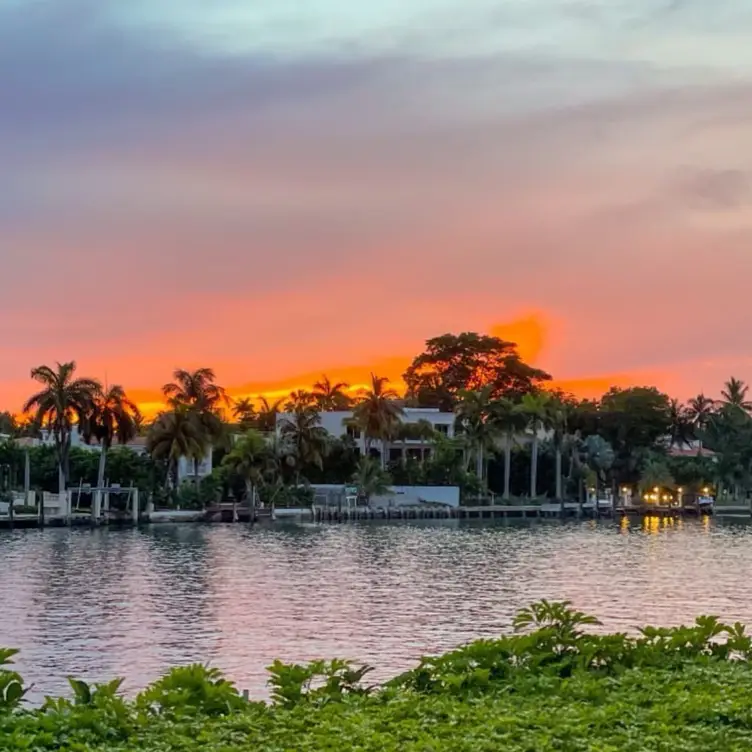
left=8, top=427, right=212, bottom=483
left=275, top=407, right=456, bottom=463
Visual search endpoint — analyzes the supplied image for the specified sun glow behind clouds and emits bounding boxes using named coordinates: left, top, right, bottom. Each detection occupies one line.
left=121, top=313, right=649, bottom=419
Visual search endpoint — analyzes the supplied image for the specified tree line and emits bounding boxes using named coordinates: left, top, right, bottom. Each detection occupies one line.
left=0, top=332, right=750, bottom=510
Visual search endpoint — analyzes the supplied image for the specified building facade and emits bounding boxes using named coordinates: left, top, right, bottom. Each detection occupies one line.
left=276, top=407, right=456, bottom=463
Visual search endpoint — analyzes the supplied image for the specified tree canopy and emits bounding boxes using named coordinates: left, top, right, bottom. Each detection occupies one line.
left=403, top=332, right=551, bottom=411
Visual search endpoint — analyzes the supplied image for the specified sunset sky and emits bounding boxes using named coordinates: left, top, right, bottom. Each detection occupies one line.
left=3, top=0, right=752, bottom=414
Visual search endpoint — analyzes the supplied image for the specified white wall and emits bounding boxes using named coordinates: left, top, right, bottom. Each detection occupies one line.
left=310, top=483, right=460, bottom=508
left=276, top=407, right=455, bottom=455
left=177, top=449, right=213, bottom=483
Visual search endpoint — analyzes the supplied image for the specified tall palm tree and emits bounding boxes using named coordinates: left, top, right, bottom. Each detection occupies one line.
left=232, top=398, right=256, bottom=431
left=83, top=385, right=141, bottom=516
left=23, top=362, right=101, bottom=523
left=687, top=393, right=715, bottom=431
left=667, top=399, right=693, bottom=449
left=256, top=397, right=284, bottom=433
left=721, top=377, right=752, bottom=411
left=312, top=375, right=352, bottom=411
left=147, top=408, right=207, bottom=492
left=490, top=398, right=526, bottom=501
left=455, top=386, right=497, bottom=488
left=221, top=429, right=268, bottom=522
left=515, top=392, right=553, bottom=500
left=162, top=368, right=228, bottom=482
left=349, top=374, right=404, bottom=468
left=583, top=435, right=615, bottom=502
left=278, top=405, right=330, bottom=484
left=548, top=396, right=573, bottom=502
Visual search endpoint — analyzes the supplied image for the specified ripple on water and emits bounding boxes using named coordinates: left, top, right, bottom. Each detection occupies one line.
left=0, top=517, right=750, bottom=700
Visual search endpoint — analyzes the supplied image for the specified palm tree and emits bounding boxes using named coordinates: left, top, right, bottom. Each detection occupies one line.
left=353, top=456, right=392, bottom=506
left=256, top=397, right=284, bottom=433
left=515, top=392, right=553, bottom=500
left=490, top=398, right=525, bottom=501
left=349, top=374, right=403, bottom=468
left=162, top=368, right=228, bottom=483
left=83, top=385, right=141, bottom=518
left=548, top=397, right=572, bottom=502
left=687, top=393, right=715, bottom=430
left=455, top=386, right=497, bottom=488
left=232, top=398, right=256, bottom=431
left=667, top=399, right=693, bottom=449
left=222, top=429, right=268, bottom=522
left=312, top=375, right=352, bottom=411
left=284, top=390, right=315, bottom=412
left=721, top=377, right=752, bottom=411
left=278, top=405, right=330, bottom=484
left=147, top=408, right=207, bottom=493
left=583, top=435, right=615, bottom=503
left=23, top=362, right=101, bottom=523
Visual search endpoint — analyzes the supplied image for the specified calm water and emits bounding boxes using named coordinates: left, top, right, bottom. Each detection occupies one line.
left=1, top=517, right=751, bottom=700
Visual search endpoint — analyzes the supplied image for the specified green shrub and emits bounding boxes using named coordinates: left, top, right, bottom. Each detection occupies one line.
left=5, top=601, right=752, bottom=750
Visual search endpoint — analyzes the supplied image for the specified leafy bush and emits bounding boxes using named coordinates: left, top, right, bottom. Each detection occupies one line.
left=5, top=602, right=752, bottom=750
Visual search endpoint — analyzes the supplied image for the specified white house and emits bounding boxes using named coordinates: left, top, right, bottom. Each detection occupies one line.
left=275, top=407, right=455, bottom=463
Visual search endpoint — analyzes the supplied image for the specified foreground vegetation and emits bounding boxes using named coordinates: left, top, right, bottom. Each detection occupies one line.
left=2, top=331, right=752, bottom=509
left=5, top=602, right=752, bottom=749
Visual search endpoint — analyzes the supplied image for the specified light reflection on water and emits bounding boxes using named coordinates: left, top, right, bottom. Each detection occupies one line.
left=1, top=517, right=751, bottom=700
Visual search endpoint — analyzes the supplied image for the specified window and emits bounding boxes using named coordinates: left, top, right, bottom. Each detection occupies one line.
left=435, top=424, right=450, bottom=436
left=346, top=426, right=362, bottom=440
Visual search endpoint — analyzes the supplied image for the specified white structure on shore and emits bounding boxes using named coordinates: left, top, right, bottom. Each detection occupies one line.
left=275, top=407, right=456, bottom=463
left=13, top=426, right=212, bottom=483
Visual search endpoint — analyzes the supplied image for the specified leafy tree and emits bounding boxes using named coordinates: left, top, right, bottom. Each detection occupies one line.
left=82, top=385, right=141, bottom=496
left=0, top=412, right=17, bottom=437
left=598, top=387, right=672, bottom=484
left=403, top=332, right=551, bottom=411
left=313, top=375, right=352, bottom=411
left=639, top=458, right=675, bottom=495
left=23, top=362, right=101, bottom=523
left=349, top=374, right=403, bottom=468
left=700, top=405, right=752, bottom=499
left=515, top=392, right=553, bottom=499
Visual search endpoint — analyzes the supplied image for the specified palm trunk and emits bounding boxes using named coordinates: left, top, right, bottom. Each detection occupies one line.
left=476, top=444, right=484, bottom=486
left=555, top=447, right=563, bottom=501
left=248, top=482, right=256, bottom=526
left=93, top=443, right=108, bottom=523
left=530, top=435, right=539, bottom=500
left=503, top=439, right=512, bottom=500
left=381, top=438, right=388, bottom=470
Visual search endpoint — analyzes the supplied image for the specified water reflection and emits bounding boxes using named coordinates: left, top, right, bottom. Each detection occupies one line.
left=2, top=518, right=752, bottom=700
